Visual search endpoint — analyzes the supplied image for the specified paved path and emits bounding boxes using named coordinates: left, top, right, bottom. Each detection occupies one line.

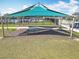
left=62, top=24, right=79, bottom=32
left=8, top=29, right=27, bottom=36
left=0, top=37, right=3, bottom=39
left=74, top=38, right=79, bottom=41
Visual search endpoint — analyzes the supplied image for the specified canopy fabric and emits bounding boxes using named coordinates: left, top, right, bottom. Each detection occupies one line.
left=10, top=4, right=67, bottom=17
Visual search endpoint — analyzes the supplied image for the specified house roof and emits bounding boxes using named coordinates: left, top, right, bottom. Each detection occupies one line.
left=10, top=3, right=68, bottom=17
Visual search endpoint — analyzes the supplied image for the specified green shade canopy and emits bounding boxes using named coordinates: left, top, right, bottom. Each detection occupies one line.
left=10, top=4, right=67, bottom=17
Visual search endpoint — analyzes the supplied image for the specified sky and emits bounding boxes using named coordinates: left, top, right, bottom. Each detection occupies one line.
left=0, top=0, right=79, bottom=15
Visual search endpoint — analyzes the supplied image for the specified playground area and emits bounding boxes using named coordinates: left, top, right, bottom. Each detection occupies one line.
left=0, top=3, right=79, bottom=59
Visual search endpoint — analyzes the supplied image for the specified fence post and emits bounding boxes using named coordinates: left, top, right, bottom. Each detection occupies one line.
left=70, top=17, right=75, bottom=39
left=1, top=16, right=5, bottom=37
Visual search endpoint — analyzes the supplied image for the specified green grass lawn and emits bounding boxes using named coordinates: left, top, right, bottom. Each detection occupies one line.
left=0, top=30, right=2, bottom=37
left=0, top=27, right=16, bottom=30
left=0, top=21, right=54, bottom=27
left=0, top=28, right=16, bottom=37
left=0, top=35, right=79, bottom=59
left=72, top=31, right=79, bottom=38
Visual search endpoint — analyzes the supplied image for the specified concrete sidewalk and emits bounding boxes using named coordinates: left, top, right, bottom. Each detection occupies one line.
left=61, top=24, right=79, bottom=33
